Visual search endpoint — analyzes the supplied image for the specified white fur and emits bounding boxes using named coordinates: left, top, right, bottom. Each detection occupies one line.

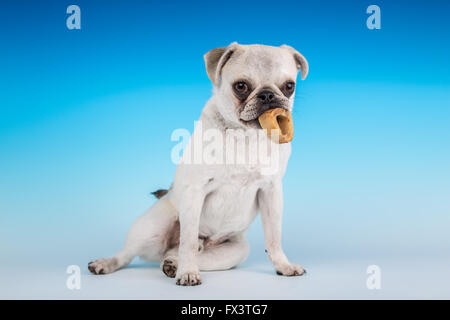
left=88, top=43, right=308, bottom=285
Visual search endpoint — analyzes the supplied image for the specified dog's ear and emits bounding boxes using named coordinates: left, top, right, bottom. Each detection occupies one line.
left=204, top=42, right=239, bottom=86
left=281, top=45, right=309, bottom=80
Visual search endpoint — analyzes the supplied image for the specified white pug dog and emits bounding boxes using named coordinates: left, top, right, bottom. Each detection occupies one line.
left=88, top=42, right=309, bottom=286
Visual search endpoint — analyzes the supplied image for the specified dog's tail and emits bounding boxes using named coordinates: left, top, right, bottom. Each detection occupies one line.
left=151, top=189, right=169, bottom=199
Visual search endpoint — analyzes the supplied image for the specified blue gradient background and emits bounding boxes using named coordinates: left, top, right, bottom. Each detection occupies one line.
left=0, top=0, right=449, bottom=298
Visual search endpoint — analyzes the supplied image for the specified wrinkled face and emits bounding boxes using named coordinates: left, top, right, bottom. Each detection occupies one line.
left=213, top=45, right=301, bottom=128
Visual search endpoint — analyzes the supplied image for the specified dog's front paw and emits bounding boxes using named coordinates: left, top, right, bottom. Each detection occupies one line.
left=275, top=263, right=306, bottom=276
left=176, top=269, right=202, bottom=286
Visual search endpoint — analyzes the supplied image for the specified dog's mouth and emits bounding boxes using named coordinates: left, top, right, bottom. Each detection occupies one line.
left=239, top=118, right=262, bottom=129
left=239, top=104, right=288, bottom=128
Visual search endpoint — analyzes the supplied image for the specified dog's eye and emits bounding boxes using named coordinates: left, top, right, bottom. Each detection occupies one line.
left=282, top=81, right=295, bottom=97
left=285, top=81, right=295, bottom=92
left=233, top=81, right=249, bottom=94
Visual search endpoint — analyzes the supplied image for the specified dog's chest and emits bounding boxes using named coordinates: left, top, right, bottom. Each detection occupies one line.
left=199, top=171, right=266, bottom=239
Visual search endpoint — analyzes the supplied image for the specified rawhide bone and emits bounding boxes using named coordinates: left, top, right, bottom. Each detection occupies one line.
left=258, top=108, right=294, bottom=144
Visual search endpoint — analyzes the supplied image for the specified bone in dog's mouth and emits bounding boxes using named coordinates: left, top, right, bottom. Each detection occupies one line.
left=240, top=105, right=288, bottom=125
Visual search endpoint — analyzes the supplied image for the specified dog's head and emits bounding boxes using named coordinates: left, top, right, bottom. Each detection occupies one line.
left=204, top=42, right=308, bottom=128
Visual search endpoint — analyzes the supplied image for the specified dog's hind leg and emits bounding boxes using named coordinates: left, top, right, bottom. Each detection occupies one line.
left=89, top=197, right=178, bottom=275
left=88, top=249, right=135, bottom=275
left=197, top=235, right=249, bottom=271
left=160, top=235, right=249, bottom=277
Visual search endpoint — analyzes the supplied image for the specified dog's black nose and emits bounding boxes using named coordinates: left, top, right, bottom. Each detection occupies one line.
left=257, top=90, right=275, bottom=103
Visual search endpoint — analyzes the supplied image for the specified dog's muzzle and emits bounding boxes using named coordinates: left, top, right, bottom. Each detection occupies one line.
left=239, top=90, right=289, bottom=122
